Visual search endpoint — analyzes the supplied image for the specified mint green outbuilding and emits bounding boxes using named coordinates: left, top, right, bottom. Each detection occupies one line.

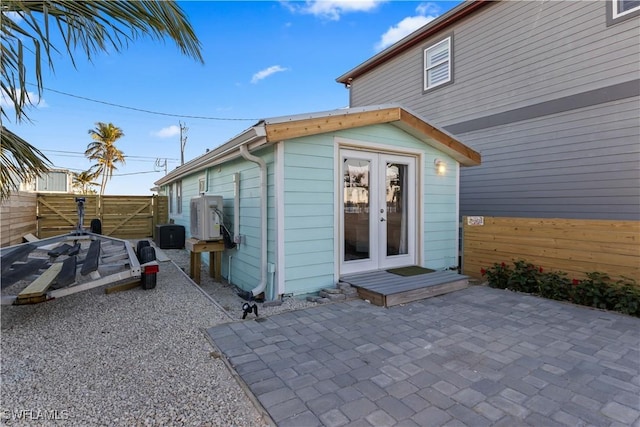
left=155, top=105, right=480, bottom=300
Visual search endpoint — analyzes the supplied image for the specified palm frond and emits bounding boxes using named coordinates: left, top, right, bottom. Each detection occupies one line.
left=1, top=0, right=203, bottom=123
left=0, top=126, right=51, bottom=200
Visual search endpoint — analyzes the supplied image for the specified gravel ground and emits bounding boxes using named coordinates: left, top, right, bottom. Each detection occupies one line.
left=0, top=247, right=288, bottom=426
left=162, top=248, right=318, bottom=321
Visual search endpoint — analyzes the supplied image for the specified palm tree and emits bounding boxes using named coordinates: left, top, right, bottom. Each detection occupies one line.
left=72, top=168, right=101, bottom=195
left=0, top=1, right=203, bottom=200
left=85, top=122, right=126, bottom=195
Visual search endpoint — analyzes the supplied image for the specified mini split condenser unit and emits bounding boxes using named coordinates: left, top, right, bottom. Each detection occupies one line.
left=190, top=195, right=223, bottom=241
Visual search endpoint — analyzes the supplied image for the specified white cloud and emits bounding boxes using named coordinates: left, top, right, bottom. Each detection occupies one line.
left=251, top=65, right=288, bottom=84
left=0, top=89, right=47, bottom=109
left=375, top=2, right=440, bottom=51
left=153, top=125, right=180, bottom=138
left=283, top=0, right=385, bottom=21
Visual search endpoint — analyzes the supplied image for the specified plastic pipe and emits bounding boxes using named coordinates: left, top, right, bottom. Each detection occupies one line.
left=239, top=144, right=268, bottom=299
left=233, top=172, right=240, bottom=242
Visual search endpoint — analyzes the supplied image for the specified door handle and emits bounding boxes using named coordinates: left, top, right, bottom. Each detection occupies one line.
left=380, top=217, right=386, bottom=222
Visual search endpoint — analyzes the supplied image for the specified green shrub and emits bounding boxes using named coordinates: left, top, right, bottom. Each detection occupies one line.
left=572, top=273, right=640, bottom=316
left=481, top=261, right=639, bottom=317
left=481, top=262, right=511, bottom=289
left=538, top=270, right=572, bottom=301
left=507, top=260, right=543, bottom=294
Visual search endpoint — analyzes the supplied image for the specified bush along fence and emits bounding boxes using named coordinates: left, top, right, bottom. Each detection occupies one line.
left=481, top=260, right=640, bottom=317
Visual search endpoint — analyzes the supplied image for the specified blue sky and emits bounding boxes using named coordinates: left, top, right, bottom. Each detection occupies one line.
left=5, top=0, right=462, bottom=195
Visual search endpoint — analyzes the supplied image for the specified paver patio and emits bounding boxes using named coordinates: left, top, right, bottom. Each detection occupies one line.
left=207, top=286, right=640, bottom=426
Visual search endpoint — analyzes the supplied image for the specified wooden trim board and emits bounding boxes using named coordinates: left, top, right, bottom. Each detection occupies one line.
left=18, top=263, right=63, bottom=298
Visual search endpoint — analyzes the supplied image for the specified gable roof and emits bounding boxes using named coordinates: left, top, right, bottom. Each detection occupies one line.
left=155, top=104, right=480, bottom=186
left=336, top=0, right=490, bottom=85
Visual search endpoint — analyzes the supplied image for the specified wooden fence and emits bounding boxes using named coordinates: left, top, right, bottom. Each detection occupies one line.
left=0, top=193, right=168, bottom=246
left=1, top=192, right=38, bottom=247
left=37, top=194, right=169, bottom=239
left=462, top=216, right=640, bottom=284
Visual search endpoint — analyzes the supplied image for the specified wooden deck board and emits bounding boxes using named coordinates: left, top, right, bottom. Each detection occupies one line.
left=342, top=269, right=470, bottom=307
left=342, top=270, right=467, bottom=294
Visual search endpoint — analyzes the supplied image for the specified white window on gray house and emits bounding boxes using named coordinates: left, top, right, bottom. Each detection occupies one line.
left=614, top=0, right=640, bottom=17
left=424, top=37, right=451, bottom=91
left=608, top=0, right=640, bottom=24
left=169, top=184, right=174, bottom=214
left=176, top=180, right=182, bottom=214
left=198, top=177, right=205, bottom=194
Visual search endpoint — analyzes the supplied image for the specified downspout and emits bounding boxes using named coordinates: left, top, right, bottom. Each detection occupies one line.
left=239, top=144, right=268, bottom=299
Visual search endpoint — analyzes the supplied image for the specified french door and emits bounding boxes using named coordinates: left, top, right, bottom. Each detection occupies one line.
left=340, top=149, right=416, bottom=275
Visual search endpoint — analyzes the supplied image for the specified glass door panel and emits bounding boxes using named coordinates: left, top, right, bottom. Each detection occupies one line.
left=343, top=158, right=371, bottom=261
left=340, top=149, right=415, bottom=275
left=385, top=163, right=408, bottom=256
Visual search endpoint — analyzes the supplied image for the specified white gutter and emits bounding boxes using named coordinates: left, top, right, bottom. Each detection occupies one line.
left=239, top=144, right=269, bottom=299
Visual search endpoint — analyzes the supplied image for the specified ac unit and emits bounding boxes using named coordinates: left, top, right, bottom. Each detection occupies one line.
left=190, top=195, right=223, bottom=241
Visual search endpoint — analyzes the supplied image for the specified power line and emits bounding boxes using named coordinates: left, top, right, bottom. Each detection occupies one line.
left=111, top=170, right=161, bottom=177
left=40, top=150, right=178, bottom=162
left=32, top=83, right=260, bottom=121
left=52, top=164, right=161, bottom=177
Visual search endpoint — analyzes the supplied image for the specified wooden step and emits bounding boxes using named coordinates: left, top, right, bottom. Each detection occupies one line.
left=341, top=270, right=469, bottom=307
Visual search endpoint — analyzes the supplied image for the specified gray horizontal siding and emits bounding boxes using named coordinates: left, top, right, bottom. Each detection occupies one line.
left=348, top=0, right=640, bottom=220
left=351, top=1, right=639, bottom=126
left=459, top=98, right=640, bottom=220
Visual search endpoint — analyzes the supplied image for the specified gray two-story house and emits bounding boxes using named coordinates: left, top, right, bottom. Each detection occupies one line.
left=337, top=0, right=640, bottom=220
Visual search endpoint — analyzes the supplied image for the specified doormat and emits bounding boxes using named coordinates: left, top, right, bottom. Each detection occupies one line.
left=387, top=266, right=435, bottom=276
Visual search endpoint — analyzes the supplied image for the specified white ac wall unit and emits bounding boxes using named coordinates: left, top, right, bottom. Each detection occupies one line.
left=190, top=195, right=223, bottom=241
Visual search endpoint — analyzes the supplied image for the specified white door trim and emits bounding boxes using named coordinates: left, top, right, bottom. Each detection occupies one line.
left=378, top=153, right=416, bottom=270
left=338, top=144, right=419, bottom=276
left=339, top=149, right=379, bottom=275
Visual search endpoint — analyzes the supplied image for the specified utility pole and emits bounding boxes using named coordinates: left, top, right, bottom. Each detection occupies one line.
left=179, top=121, right=188, bottom=165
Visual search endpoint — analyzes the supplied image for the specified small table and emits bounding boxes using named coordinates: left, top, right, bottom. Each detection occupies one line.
left=185, top=238, right=225, bottom=284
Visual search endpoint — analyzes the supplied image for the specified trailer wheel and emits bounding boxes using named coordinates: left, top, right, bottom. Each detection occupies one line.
left=90, top=219, right=102, bottom=234
left=136, top=240, right=150, bottom=261
left=139, top=246, right=157, bottom=290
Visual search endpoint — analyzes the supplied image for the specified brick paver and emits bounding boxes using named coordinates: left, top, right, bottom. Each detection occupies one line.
left=208, top=286, right=640, bottom=426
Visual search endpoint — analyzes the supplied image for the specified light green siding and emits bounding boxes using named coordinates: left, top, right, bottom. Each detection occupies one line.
left=163, top=122, right=460, bottom=297
left=282, top=135, right=335, bottom=295
left=281, top=123, right=460, bottom=295
left=336, top=124, right=459, bottom=270
left=166, top=146, right=276, bottom=294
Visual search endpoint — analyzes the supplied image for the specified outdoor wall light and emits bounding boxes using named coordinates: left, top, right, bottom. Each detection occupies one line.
left=434, top=159, right=447, bottom=176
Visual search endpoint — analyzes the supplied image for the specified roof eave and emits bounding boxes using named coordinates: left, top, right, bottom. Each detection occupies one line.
left=394, top=109, right=481, bottom=166
left=336, top=0, right=489, bottom=84
left=264, top=105, right=480, bottom=166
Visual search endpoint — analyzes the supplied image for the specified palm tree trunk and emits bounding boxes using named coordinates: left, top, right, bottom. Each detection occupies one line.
left=100, top=171, right=107, bottom=196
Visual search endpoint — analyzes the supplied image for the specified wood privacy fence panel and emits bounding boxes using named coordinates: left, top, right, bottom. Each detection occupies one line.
left=154, top=196, right=169, bottom=231
left=37, top=194, right=99, bottom=238
left=462, top=216, right=640, bottom=283
left=37, top=194, right=168, bottom=239
left=1, top=192, right=37, bottom=247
